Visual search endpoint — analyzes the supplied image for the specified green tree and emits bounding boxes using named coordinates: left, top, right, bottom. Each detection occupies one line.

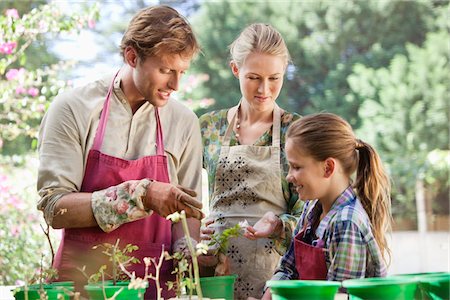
left=190, top=0, right=441, bottom=127
left=349, top=29, right=450, bottom=219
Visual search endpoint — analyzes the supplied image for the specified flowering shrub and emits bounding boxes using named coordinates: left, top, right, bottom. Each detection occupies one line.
left=0, top=3, right=99, bottom=147
left=0, top=156, right=52, bottom=285
left=0, top=2, right=98, bottom=285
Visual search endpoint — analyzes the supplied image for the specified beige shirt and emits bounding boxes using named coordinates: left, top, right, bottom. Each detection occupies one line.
left=37, top=72, right=202, bottom=224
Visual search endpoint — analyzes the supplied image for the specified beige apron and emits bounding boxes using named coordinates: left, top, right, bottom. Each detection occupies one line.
left=210, top=104, right=286, bottom=299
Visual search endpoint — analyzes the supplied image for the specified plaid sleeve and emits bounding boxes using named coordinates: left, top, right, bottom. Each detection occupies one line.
left=270, top=218, right=303, bottom=281
left=273, top=197, right=303, bottom=255
left=327, top=220, right=367, bottom=281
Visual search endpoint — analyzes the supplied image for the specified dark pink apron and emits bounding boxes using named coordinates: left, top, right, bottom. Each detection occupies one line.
left=294, top=227, right=328, bottom=280
left=53, top=73, right=175, bottom=299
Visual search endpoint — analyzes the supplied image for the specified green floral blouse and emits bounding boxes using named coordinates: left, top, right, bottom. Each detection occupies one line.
left=199, top=108, right=304, bottom=254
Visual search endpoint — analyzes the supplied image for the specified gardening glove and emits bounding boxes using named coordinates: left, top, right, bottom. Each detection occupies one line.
left=244, top=211, right=283, bottom=240
left=144, top=180, right=204, bottom=220
left=197, top=217, right=220, bottom=267
left=91, top=179, right=153, bottom=232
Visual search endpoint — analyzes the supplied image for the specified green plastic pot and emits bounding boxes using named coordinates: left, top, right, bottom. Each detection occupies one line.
left=391, top=272, right=448, bottom=299
left=342, top=277, right=417, bottom=300
left=266, top=280, right=341, bottom=300
left=14, top=282, right=74, bottom=300
left=194, top=275, right=236, bottom=300
left=417, top=272, right=450, bottom=300
left=84, top=281, right=147, bottom=300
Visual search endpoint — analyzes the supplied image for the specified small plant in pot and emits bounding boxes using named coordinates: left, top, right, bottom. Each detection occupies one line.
left=165, top=211, right=244, bottom=300
left=81, top=239, right=151, bottom=300
left=13, top=218, right=77, bottom=300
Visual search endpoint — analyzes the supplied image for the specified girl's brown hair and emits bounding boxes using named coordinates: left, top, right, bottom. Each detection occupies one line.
left=120, top=5, right=200, bottom=61
left=286, top=112, right=392, bottom=263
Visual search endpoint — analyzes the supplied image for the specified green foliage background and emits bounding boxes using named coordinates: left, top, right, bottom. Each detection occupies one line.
left=0, top=0, right=448, bottom=285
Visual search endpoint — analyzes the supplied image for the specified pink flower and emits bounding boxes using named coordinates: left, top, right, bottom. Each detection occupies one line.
left=105, top=189, right=117, bottom=200
left=115, top=201, right=129, bottom=215
left=0, top=41, right=17, bottom=55
left=27, top=87, right=39, bottom=97
left=5, top=68, right=25, bottom=81
left=10, top=225, right=20, bottom=237
left=5, top=9, right=19, bottom=19
left=15, top=86, right=26, bottom=95
left=88, top=19, right=96, bottom=29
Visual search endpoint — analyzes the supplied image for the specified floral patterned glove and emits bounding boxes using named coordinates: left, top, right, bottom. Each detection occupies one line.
left=91, top=179, right=153, bottom=232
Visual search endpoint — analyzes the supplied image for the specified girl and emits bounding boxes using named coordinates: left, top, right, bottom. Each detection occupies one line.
left=260, top=112, right=392, bottom=299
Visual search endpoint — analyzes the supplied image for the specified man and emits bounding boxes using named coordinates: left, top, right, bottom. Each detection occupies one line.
left=37, top=5, right=203, bottom=299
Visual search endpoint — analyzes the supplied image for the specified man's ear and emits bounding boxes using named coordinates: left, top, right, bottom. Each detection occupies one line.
left=124, top=46, right=138, bottom=67
left=230, top=61, right=239, bottom=78
left=324, top=158, right=335, bottom=178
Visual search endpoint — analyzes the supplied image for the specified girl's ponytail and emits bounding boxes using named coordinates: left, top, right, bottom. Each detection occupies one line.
left=354, top=139, right=392, bottom=264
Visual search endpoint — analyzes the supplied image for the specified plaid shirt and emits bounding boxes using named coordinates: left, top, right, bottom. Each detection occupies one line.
left=271, top=186, right=387, bottom=282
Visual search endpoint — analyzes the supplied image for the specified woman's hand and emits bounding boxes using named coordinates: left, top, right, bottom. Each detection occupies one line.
left=243, top=211, right=282, bottom=240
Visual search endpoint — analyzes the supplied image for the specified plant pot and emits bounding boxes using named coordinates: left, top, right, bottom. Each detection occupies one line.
left=417, top=272, right=450, bottom=300
left=391, top=272, right=448, bottom=299
left=342, top=277, right=417, bottom=300
left=266, top=280, right=341, bottom=300
left=191, top=275, right=236, bottom=300
left=84, top=281, right=147, bottom=300
left=14, top=281, right=74, bottom=300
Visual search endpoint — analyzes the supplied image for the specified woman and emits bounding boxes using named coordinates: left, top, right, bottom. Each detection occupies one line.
left=199, top=23, right=302, bottom=299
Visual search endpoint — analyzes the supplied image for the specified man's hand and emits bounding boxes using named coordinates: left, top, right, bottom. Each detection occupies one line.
left=243, top=211, right=282, bottom=240
left=144, top=181, right=204, bottom=219
left=197, top=217, right=219, bottom=267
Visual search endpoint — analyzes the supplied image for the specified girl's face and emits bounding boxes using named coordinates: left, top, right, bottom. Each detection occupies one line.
left=285, top=139, right=328, bottom=201
left=231, top=52, right=285, bottom=113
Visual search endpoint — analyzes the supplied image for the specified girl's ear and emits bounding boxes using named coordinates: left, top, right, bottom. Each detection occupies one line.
left=324, top=158, right=335, bottom=178
left=230, top=61, right=240, bottom=78
left=124, top=46, right=138, bottom=67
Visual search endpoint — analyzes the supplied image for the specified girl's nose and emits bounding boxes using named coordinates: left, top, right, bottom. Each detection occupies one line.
left=286, top=174, right=294, bottom=183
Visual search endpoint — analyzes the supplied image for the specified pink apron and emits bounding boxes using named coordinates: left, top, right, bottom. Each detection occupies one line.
left=53, top=73, right=175, bottom=299
left=294, top=227, right=328, bottom=280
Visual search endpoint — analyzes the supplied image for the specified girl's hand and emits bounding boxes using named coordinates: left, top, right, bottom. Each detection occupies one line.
left=243, top=211, right=282, bottom=240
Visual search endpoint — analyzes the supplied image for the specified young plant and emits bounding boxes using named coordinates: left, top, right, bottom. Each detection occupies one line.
left=80, top=238, right=139, bottom=285
left=166, top=211, right=208, bottom=299
left=206, top=220, right=246, bottom=277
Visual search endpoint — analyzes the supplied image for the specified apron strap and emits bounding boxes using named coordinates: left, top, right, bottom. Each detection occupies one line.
left=154, top=107, right=165, bottom=156
left=92, top=70, right=120, bottom=151
left=91, top=70, right=165, bottom=156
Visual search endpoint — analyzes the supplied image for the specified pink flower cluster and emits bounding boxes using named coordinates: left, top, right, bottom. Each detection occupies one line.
left=6, top=9, right=19, bottom=19
left=0, top=41, right=17, bottom=55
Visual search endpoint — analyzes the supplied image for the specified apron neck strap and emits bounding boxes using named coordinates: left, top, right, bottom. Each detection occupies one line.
left=92, top=70, right=120, bottom=151
left=92, top=70, right=165, bottom=155
left=154, top=107, right=165, bottom=156
left=223, top=101, right=282, bottom=147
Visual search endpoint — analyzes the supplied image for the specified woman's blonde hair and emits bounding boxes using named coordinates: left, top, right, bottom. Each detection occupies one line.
left=229, top=23, right=291, bottom=68
left=287, top=113, right=392, bottom=263
left=120, top=5, right=200, bottom=61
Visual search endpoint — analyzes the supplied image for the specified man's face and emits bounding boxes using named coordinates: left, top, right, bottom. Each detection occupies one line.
left=132, top=53, right=191, bottom=107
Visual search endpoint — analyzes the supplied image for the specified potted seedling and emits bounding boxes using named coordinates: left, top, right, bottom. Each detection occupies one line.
left=81, top=238, right=150, bottom=300
left=165, top=211, right=207, bottom=300
left=13, top=210, right=76, bottom=300
left=165, top=211, right=244, bottom=300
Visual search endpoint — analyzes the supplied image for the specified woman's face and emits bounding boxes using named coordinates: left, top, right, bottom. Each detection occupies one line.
left=285, top=139, right=327, bottom=201
left=232, top=52, right=285, bottom=112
